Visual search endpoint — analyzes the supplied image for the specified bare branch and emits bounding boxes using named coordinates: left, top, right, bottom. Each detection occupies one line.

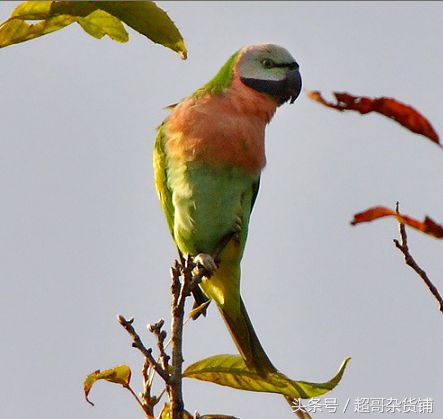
left=168, top=233, right=237, bottom=419
left=168, top=262, right=186, bottom=419
left=117, top=232, right=239, bottom=419
left=140, top=358, right=155, bottom=415
left=125, top=383, right=155, bottom=419
left=117, top=314, right=170, bottom=383
left=394, top=203, right=443, bottom=314
left=148, top=319, right=170, bottom=373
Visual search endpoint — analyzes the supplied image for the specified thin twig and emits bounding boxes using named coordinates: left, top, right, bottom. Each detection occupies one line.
left=393, top=203, right=443, bottom=314
left=140, top=358, right=158, bottom=417
left=119, top=233, right=237, bottom=419
left=148, top=319, right=170, bottom=372
left=125, top=384, right=155, bottom=419
left=117, top=314, right=170, bottom=383
left=141, top=359, right=150, bottom=402
left=142, top=359, right=150, bottom=387
left=115, top=231, right=244, bottom=418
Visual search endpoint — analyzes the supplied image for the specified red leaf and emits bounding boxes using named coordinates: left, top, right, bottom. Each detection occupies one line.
left=307, top=90, right=440, bottom=146
left=351, top=206, right=443, bottom=239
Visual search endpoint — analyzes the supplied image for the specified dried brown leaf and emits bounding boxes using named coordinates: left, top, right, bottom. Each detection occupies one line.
left=307, top=90, right=440, bottom=145
left=351, top=206, right=443, bottom=239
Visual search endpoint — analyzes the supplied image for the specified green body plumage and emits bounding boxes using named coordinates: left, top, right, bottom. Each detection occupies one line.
left=153, top=44, right=301, bottom=373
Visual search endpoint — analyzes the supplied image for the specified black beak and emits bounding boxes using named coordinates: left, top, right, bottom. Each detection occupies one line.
left=283, top=67, right=302, bottom=105
left=240, top=64, right=302, bottom=106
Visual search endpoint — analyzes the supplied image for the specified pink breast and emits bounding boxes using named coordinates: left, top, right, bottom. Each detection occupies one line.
left=166, top=76, right=278, bottom=175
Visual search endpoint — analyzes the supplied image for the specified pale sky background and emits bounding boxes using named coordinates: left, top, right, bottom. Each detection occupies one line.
left=1, top=2, right=442, bottom=419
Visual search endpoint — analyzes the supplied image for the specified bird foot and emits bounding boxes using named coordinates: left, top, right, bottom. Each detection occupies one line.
left=233, top=215, right=242, bottom=233
left=194, top=253, right=218, bottom=275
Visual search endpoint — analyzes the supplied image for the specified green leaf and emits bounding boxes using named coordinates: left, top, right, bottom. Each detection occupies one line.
left=77, top=9, right=128, bottom=42
left=83, top=364, right=132, bottom=406
left=11, top=1, right=53, bottom=20
left=183, top=355, right=351, bottom=400
left=0, top=1, right=186, bottom=58
left=96, top=1, right=187, bottom=58
left=0, top=14, right=76, bottom=48
left=187, top=300, right=210, bottom=320
left=50, top=1, right=98, bottom=18
left=0, top=1, right=96, bottom=48
left=159, top=403, right=194, bottom=419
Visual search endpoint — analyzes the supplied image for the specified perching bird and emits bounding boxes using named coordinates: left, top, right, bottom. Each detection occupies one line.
left=153, top=44, right=301, bottom=373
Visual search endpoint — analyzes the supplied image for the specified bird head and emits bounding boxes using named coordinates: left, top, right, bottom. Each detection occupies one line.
left=237, top=44, right=302, bottom=106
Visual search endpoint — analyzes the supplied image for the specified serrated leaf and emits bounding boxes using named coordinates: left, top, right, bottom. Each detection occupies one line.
left=96, top=1, right=187, bottom=58
left=83, top=364, right=131, bottom=406
left=183, top=355, right=350, bottom=400
left=77, top=9, right=128, bottom=42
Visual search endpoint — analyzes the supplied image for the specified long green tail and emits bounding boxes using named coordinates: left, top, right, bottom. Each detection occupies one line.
left=219, top=297, right=277, bottom=374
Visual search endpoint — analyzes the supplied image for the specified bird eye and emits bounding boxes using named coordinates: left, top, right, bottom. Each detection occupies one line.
left=261, top=58, right=274, bottom=69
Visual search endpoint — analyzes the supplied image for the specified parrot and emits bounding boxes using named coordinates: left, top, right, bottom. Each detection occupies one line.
left=153, top=44, right=302, bottom=374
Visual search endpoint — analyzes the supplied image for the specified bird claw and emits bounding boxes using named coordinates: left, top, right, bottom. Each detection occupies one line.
left=194, top=253, right=218, bottom=275
left=233, top=215, right=242, bottom=233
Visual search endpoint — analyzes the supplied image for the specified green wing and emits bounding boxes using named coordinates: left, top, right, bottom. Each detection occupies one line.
left=154, top=122, right=211, bottom=315
left=153, top=122, right=175, bottom=236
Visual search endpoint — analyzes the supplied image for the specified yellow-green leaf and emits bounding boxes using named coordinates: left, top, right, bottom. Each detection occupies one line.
left=96, top=1, right=187, bottom=58
left=0, top=1, right=93, bottom=48
left=0, top=1, right=186, bottom=58
left=183, top=355, right=351, bottom=400
left=187, top=300, right=210, bottom=320
left=159, top=403, right=193, bottom=419
left=0, top=15, right=76, bottom=48
left=50, top=1, right=98, bottom=18
left=83, top=364, right=131, bottom=406
left=11, top=1, right=52, bottom=20
left=77, top=9, right=128, bottom=42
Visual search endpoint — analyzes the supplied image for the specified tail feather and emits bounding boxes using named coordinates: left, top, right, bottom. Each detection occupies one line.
left=191, top=287, right=210, bottom=319
left=219, top=297, right=277, bottom=374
